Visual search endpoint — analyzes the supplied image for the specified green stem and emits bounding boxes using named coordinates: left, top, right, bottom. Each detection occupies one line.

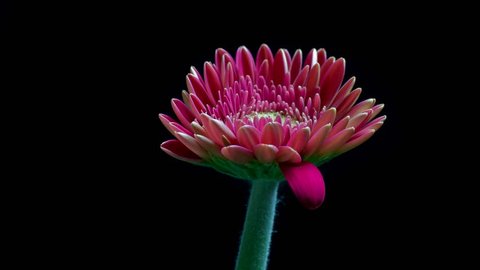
left=235, top=181, right=279, bottom=270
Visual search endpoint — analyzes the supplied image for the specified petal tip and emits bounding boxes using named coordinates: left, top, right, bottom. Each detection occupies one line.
left=280, top=162, right=326, bottom=210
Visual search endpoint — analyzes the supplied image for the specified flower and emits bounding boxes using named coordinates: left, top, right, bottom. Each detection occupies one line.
left=160, top=44, right=385, bottom=209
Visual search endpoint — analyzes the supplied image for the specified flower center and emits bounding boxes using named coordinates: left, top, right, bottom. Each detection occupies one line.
left=244, top=111, right=299, bottom=127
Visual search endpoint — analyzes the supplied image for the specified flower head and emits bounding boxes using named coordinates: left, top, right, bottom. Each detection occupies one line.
left=160, top=44, right=385, bottom=209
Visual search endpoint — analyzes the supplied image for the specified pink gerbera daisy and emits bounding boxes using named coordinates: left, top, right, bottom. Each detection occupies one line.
left=160, top=44, right=385, bottom=209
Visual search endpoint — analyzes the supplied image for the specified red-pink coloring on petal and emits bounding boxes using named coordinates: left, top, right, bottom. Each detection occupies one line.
left=280, top=162, right=326, bottom=209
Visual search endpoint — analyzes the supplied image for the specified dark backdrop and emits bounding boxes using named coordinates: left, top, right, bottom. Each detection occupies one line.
left=2, top=2, right=475, bottom=268
left=61, top=6, right=468, bottom=269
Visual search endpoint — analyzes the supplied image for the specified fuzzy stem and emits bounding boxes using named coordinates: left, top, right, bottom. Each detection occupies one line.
left=235, top=181, right=279, bottom=270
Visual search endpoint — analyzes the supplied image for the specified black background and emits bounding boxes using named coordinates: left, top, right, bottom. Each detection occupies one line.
left=89, top=8, right=460, bottom=269
left=7, top=3, right=474, bottom=269
left=99, top=16, right=442, bottom=268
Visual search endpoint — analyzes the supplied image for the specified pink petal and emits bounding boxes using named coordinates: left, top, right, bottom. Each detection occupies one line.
left=303, top=123, right=332, bottom=157
left=283, top=71, right=291, bottom=86
left=189, top=66, right=204, bottom=83
left=276, top=146, right=302, bottom=163
left=188, top=93, right=206, bottom=120
left=191, top=122, right=206, bottom=136
left=282, top=125, right=291, bottom=144
left=331, top=116, right=350, bottom=135
left=237, top=125, right=261, bottom=150
left=313, top=93, right=321, bottom=111
left=169, top=122, right=193, bottom=136
left=304, top=48, right=318, bottom=67
left=346, top=112, right=368, bottom=129
left=338, top=129, right=375, bottom=154
left=221, top=145, right=254, bottom=164
left=160, top=114, right=194, bottom=136
left=317, top=49, right=327, bottom=65
left=186, top=74, right=214, bottom=105
left=225, top=62, right=235, bottom=88
left=258, top=60, right=270, bottom=83
left=319, top=127, right=355, bottom=155
left=181, top=90, right=191, bottom=108
left=195, top=134, right=220, bottom=154
left=348, top=98, right=376, bottom=117
left=261, top=122, right=283, bottom=146
left=273, top=49, right=289, bottom=85
left=312, top=108, right=336, bottom=134
left=361, top=115, right=386, bottom=131
left=280, top=162, right=325, bottom=209
left=256, top=44, right=274, bottom=79
left=215, top=48, right=235, bottom=74
left=306, top=63, right=321, bottom=97
left=293, top=65, right=310, bottom=89
left=336, top=88, right=362, bottom=119
left=356, top=109, right=374, bottom=129
left=331, top=76, right=356, bottom=107
left=367, top=104, right=385, bottom=122
left=201, top=113, right=236, bottom=146
left=283, top=49, right=292, bottom=67
left=236, top=46, right=255, bottom=79
left=254, top=144, right=278, bottom=163
left=290, top=49, right=303, bottom=81
left=204, top=62, right=222, bottom=101
left=210, top=117, right=236, bottom=142
left=161, top=139, right=202, bottom=163
left=171, top=99, right=195, bottom=132
left=319, top=57, right=335, bottom=83
left=175, top=132, right=208, bottom=158
left=159, top=113, right=176, bottom=135
left=217, top=50, right=236, bottom=87
left=287, top=127, right=311, bottom=153
left=320, top=58, right=345, bottom=105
